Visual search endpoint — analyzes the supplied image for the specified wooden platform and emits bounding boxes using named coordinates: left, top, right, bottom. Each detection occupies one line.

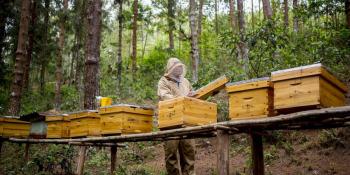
left=4, top=106, right=350, bottom=175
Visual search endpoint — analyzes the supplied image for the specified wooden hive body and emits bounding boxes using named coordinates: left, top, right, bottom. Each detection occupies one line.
left=158, top=97, right=217, bottom=129
left=271, top=64, right=348, bottom=113
left=0, top=117, right=30, bottom=138
left=226, top=77, right=274, bottom=120
left=46, top=114, right=70, bottom=138
left=69, top=110, right=101, bottom=137
left=98, top=105, right=154, bottom=135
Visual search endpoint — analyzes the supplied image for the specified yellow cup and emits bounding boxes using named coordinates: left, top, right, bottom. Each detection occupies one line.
left=100, top=97, right=112, bottom=107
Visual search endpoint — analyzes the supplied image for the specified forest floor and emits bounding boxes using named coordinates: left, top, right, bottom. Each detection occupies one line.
left=109, top=128, right=350, bottom=175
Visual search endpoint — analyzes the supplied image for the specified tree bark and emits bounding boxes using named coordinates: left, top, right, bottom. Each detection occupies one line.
left=39, top=0, right=50, bottom=95
left=237, top=0, right=249, bottom=75
left=229, top=0, right=236, bottom=33
left=198, top=0, right=204, bottom=59
left=55, top=0, right=68, bottom=111
left=215, top=0, right=219, bottom=34
left=131, top=0, right=138, bottom=79
left=293, top=0, right=299, bottom=32
left=346, top=0, right=350, bottom=28
left=116, top=0, right=123, bottom=93
left=7, top=0, right=31, bottom=115
left=262, top=0, right=273, bottom=20
left=84, top=0, right=102, bottom=110
left=189, top=0, right=200, bottom=83
left=251, top=0, right=255, bottom=30
left=23, top=0, right=37, bottom=91
left=284, top=0, right=289, bottom=28
left=0, top=0, right=9, bottom=64
left=168, top=0, right=175, bottom=50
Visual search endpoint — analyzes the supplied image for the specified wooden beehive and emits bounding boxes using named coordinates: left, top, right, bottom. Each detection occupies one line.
left=98, top=104, right=154, bottom=135
left=271, top=63, right=348, bottom=113
left=0, top=117, right=30, bottom=138
left=193, top=75, right=229, bottom=100
left=226, top=77, right=274, bottom=120
left=45, top=114, right=70, bottom=138
left=158, top=97, right=217, bottom=129
left=68, top=110, right=101, bottom=138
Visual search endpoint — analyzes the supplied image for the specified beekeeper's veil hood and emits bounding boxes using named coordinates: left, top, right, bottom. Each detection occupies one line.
left=164, top=57, right=186, bottom=80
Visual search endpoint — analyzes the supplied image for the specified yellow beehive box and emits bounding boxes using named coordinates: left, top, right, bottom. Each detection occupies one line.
left=68, top=110, right=100, bottom=138
left=98, top=104, right=154, bottom=135
left=158, top=97, right=217, bottom=129
left=0, top=117, right=30, bottom=138
left=226, top=77, right=274, bottom=120
left=45, top=114, right=70, bottom=138
left=193, top=75, right=229, bottom=100
left=271, top=63, right=348, bottom=113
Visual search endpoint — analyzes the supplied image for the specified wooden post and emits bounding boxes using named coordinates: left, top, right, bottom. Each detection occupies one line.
left=24, top=143, right=30, bottom=162
left=110, top=145, right=117, bottom=175
left=76, top=146, right=87, bottom=175
left=250, top=133, right=264, bottom=175
left=0, top=139, right=3, bottom=159
left=216, top=130, right=230, bottom=175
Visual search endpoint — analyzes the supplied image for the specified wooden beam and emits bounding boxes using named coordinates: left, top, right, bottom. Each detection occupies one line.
left=24, top=143, right=30, bottom=162
left=217, top=130, right=230, bottom=175
left=76, top=146, right=87, bottom=175
left=250, top=133, right=264, bottom=175
left=110, top=145, right=117, bottom=175
left=0, top=139, right=3, bottom=160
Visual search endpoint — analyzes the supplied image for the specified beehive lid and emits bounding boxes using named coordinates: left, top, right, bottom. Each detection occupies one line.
left=271, top=63, right=347, bottom=92
left=226, top=77, right=271, bottom=93
left=45, top=114, right=68, bottom=122
left=68, top=110, right=99, bottom=119
left=99, top=104, right=154, bottom=115
left=192, top=75, right=229, bottom=99
left=0, top=116, right=29, bottom=124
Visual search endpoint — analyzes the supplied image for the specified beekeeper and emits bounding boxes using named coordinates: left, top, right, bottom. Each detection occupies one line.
left=157, top=57, right=195, bottom=175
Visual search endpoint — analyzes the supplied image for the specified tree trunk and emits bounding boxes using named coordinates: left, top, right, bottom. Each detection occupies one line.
left=284, top=0, right=289, bottom=28
left=229, top=0, right=236, bottom=33
left=189, top=0, right=199, bottom=83
left=346, top=0, right=350, bottom=28
left=293, top=0, right=298, bottom=32
left=237, top=0, right=249, bottom=76
left=168, top=0, right=175, bottom=50
left=251, top=0, right=255, bottom=30
left=215, top=0, right=219, bottom=34
left=262, top=0, right=273, bottom=20
left=55, top=0, right=68, bottom=111
left=0, top=0, right=8, bottom=64
left=84, top=0, right=102, bottom=110
left=7, top=0, right=31, bottom=115
left=40, top=0, right=50, bottom=94
left=23, top=0, right=37, bottom=90
left=116, top=0, right=123, bottom=93
left=198, top=0, right=204, bottom=43
left=131, top=0, right=138, bottom=79
left=198, top=0, right=204, bottom=60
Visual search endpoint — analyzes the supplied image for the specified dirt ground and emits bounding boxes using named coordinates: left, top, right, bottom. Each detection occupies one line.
left=128, top=129, right=350, bottom=175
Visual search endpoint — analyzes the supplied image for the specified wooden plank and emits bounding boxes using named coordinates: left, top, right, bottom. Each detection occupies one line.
left=76, top=146, right=87, bottom=175
left=110, top=146, right=117, bottom=175
left=193, top=75, right=229, bottom=99
left=250, top=133, right=264, bottom=175
left=226, top=78, right=271, bottom=93
left=217, top=130, right=230, bottom=175
left=24, top=143, right=30, bottom=162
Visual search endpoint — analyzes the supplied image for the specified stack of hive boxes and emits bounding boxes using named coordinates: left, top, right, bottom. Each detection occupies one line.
left=0, top=117, right=30, bottom=138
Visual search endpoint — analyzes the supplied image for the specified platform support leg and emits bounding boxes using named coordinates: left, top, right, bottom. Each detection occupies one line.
left=250, top=133, right=264, bottom=175
left=76, top=146, right=87, bottom=175
left=110, top=145, right=117, bottom=175
left=24, top=143, right=30, bottom=162
left=217, top=130, right=230, bottom=175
